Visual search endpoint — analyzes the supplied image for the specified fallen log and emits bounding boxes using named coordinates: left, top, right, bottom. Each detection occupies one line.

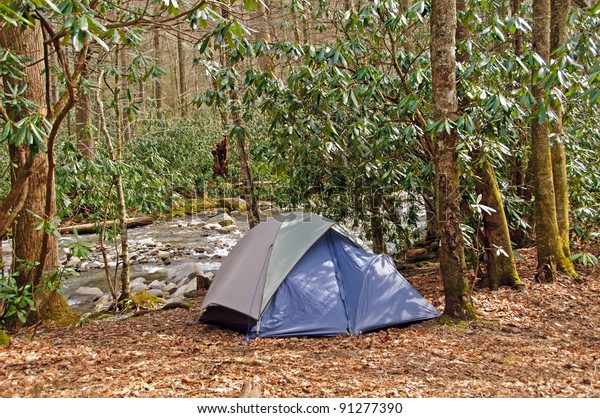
left=58, top=216, right=155, bottom=234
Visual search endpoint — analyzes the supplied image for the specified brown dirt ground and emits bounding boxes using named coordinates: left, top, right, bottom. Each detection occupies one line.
left=1, top=247, right=599, bottom=398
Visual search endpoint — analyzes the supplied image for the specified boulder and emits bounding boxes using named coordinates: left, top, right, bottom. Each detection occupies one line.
left=202, top=223, right=223, bottom=231
left=157, top=250, right=171, bottom=260
left=65, top=256, right=80, bottom=267
left=221, top=225, right=238, bottom=233
left=147, top=289, right=164, bottom=298
left=166, top=262, right=205, bottom=287
left=148, top=280, right=164, bottom=290
left=94, top=294, right=113, bottom=313
left=131, top=283, right=148, bottom=294
left=131, top=277, right=146, bottom=285
left=173, top=280, right=198, bottom=298
left=68, top=287, right=104, bottom=304
left=162, top=282, right=178, bottom=294
left=218, top=197, right=247, bottom=212
left=206, top=212, right=235, bottom=227
left=89, top=260, right=103, bottom=269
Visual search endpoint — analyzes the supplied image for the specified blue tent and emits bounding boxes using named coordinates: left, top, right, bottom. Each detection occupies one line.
left=199, top=212, right=440, bottom=337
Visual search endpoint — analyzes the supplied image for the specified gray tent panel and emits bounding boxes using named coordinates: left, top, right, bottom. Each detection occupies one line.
left=259, top=212, right=334, bottom=313
left=200, top=216, right=280, bottom=320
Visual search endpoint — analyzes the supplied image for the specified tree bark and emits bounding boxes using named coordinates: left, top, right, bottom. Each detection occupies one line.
left=474, top=161, right=523, bottom=289
left=550, top=0, right=572, bottom=258
left=76, top=57, right=94, bottom=158
left=531, top=0, right=576, bottom=280
left=153, top=27, right=163, bottom=119
left=229, top=90, right=261, bottom=228
left=457, top=0, right=521, bottom=289
left=177, top=32, right=187, bottom=117
left=0, top=24, right=77, bottom=325
left=431, top=0, right=476, bottom=319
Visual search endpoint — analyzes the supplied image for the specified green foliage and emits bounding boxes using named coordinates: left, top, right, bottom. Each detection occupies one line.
left=571, top=252, right=598, bottom=267
left=0, top=263, right=36, bottom=327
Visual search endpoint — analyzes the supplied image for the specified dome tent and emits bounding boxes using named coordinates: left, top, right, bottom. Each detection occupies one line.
left=199, top=212, right=440, bottom=337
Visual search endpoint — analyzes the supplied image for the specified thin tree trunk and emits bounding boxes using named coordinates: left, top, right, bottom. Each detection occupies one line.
left=531, top=0, right=576, bottom=280
left=229, top=90, right=261, bottom=228
left=0, top=24, right=77, bottom=325
left=76, top=57, right=94, bottom=158
left=120, top=47, right=132, bottom=142
left=474, top=161, right=523, bottom=289
left=177, top=33, right=187, bottom=117
left=153, top=27, right=163, bottom=119
left=96, top=69, right=131, bottom=301
left=457, top=0, right=521, bottom=289
left=431, top=0, right=476, bottom=319
left=550, top=0, right=572, bottom=258
left=370, top=194, right=385, bottom=254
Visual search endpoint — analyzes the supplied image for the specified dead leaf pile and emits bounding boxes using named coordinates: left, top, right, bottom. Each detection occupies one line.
left=1, top=247, right=599, bottom=397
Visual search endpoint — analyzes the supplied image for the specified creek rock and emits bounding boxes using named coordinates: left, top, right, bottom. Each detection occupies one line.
left=166, top=262, right=205, bottom=287
left=89, top=261, right=103, bottom=269
left=206, top=212, right=235, bottom=227
left=69, top=287, right=104, bottom=304
left=131, top=283, right=148, bottom=293
left=202, top=223, right=223, bottom=231
left=157, top=250, right=171, bottom=260
left=131, top=277, right=146, bottom=285
left=94, top=294, right=113, bottom=312
left=220, top=225, right=238, bottom=233
left=163, top=282, right=178, bottom=294
left=147, top=289, right=164, bottom=298
left=173, top=280, right=198, bottom=298
left=218, top=197, right=247, bottom=212
left=148, top=280, right=163, bottom=290
left=66, top=256, right=81, bottom=267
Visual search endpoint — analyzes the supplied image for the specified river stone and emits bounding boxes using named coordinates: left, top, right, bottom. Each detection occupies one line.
left=173, top=280, right=198, bottom=298
left=94, top=294, right=113, bottom=312
left=148, top=280, right=163, bottom=290
left=163, top=282, right=178, bottom=294
left=202, top=223, right=223, bottom=231
left=131, top=283, right=148, bottom=294
left=147, top=289, right=164, bottom=298
left=69, top=287, right=104, bottom=304
left=66, top=256, right=80, bottom=267
left=206, top=212, right=235, bottom=227
left=167, top=262, right=205, bottom=286
left=131, top=277, right=146, bottom=285
left=89, top=260, right=103, bottom=269
left=219, top=197, right=247, bottom=212
left=157, top=250, right=170, bottom=260
left=221, top=225, right=238, bottom=233
left=165, top=296, right=184, bottom=305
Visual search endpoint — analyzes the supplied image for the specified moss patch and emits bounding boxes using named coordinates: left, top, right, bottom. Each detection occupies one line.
left=119, top=290, right=165, bottom=312
left=0, top=330, right=10, bottom=347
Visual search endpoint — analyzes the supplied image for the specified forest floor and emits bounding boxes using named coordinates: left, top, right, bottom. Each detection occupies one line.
left=1, top=247, right=599, bottom=398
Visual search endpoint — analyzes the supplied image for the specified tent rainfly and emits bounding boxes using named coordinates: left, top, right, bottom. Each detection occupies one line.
left=199, top=212, right=440, bottom=337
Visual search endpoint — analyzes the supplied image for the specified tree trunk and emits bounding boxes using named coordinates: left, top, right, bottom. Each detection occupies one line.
left=76, top=57, right=94, bottom=158
left=474, top=161, right=523, bottom=289
left=177, top=33, right=187, bottom=117
left=431, top=0, right=476, bottom=319
left=120, top=47, right=132, bottom=142
left=531, top=0, right=576, bottom=280
left=153, top=27, right=163, bottom=119
left=229, top=91, right=261, bottom=228
left=370, top=194, right=385, bottom=254
left=550, top=0, right=572, bottom=258
left=456, top=0, right=521, bottom=289
left=0, top=24, right=77, bottom=325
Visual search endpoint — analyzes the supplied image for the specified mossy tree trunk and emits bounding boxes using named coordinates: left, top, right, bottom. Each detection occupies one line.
left=531, top=0, right=576, bottom=280
left=550, top=0, right=572, bottom=259
left=431, top=0, right=476, bottom=319
left=474, top=161, right=523, bottom=289
left=456, top=0, right=521, bottom=290
left=0, top=24, right=77, bottom=325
